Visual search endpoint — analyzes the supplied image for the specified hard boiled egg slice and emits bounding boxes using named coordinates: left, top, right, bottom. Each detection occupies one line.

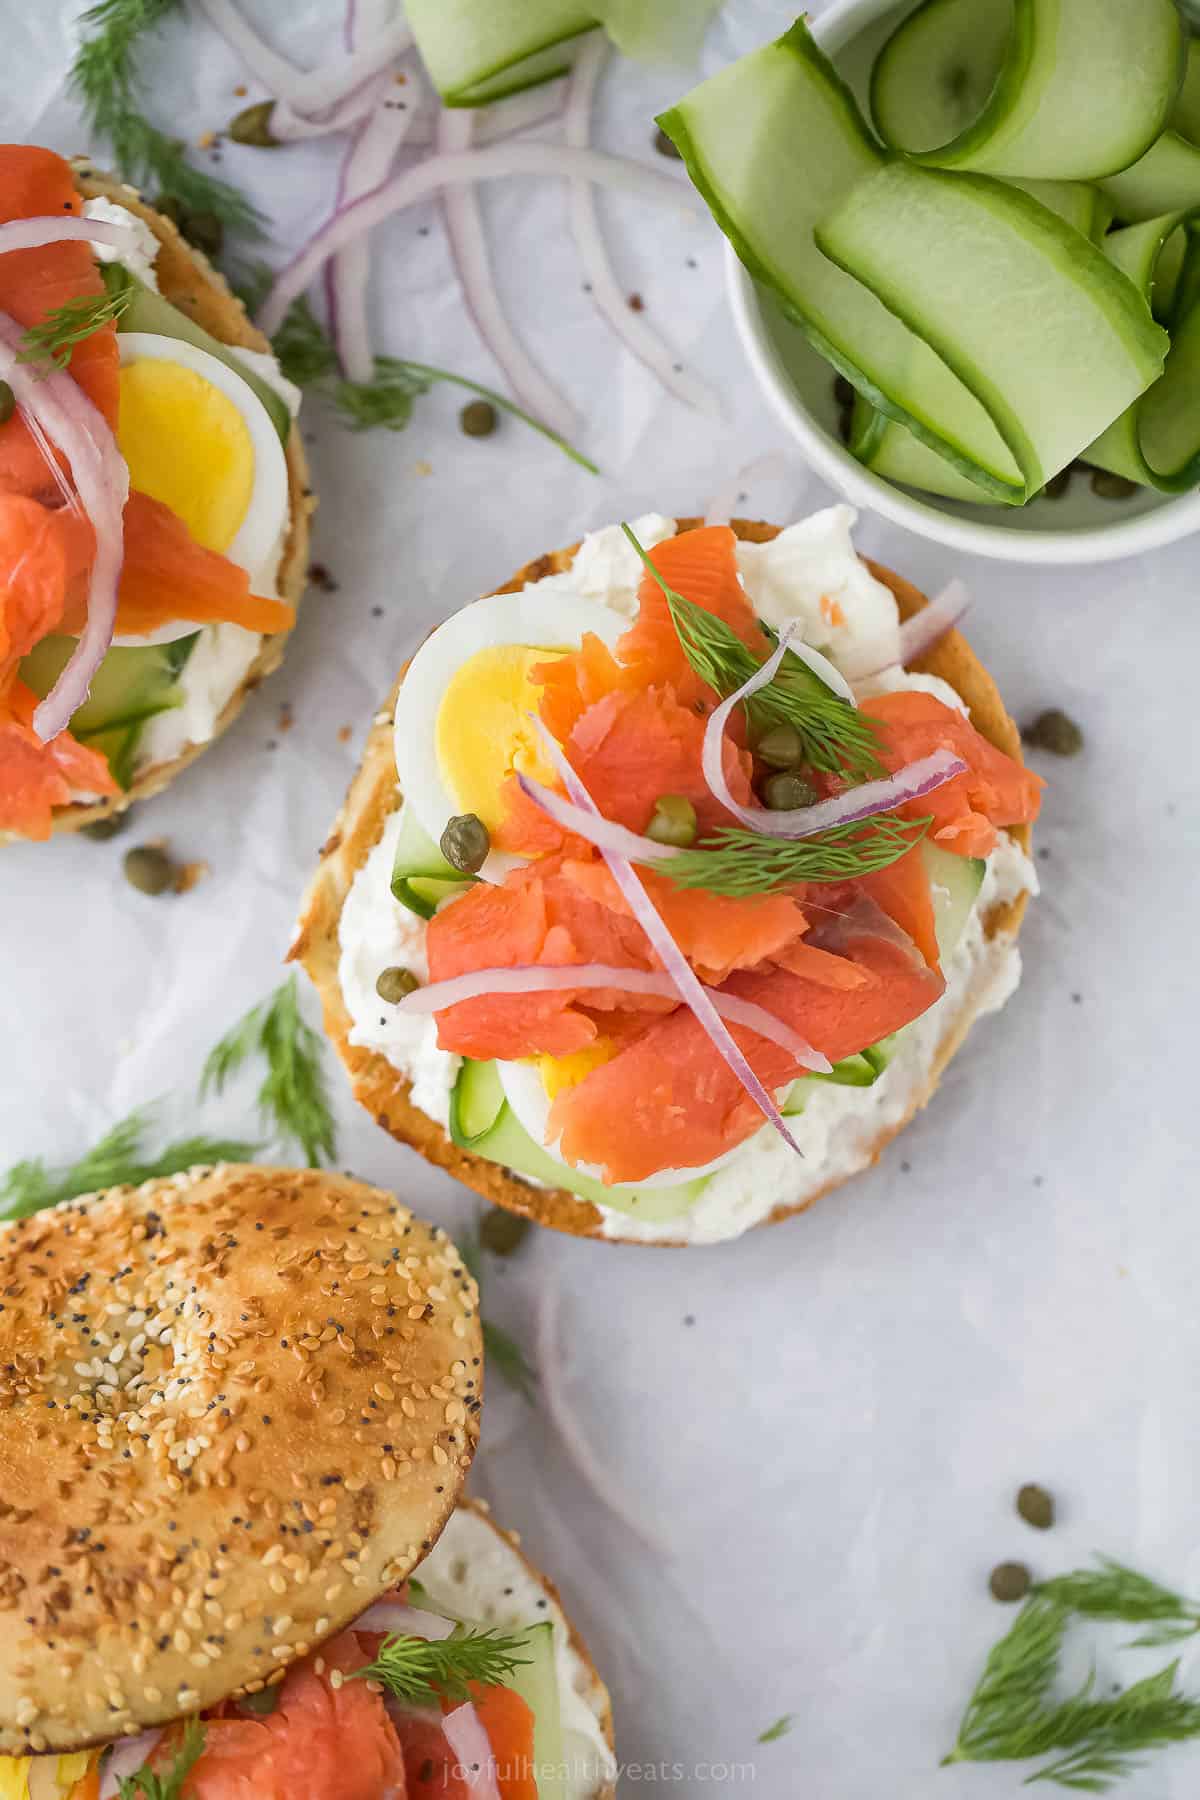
left=113, top=331, right=289, bottom=643
left=393, top=588, right=625, bottom=883
left=498, top=1057, right=746, bottom=1189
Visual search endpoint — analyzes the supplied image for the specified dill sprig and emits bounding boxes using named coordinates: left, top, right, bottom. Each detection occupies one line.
left=621, top=525, right=884, bottom=781
left=1036, top=1560, right=1200, bottom=1649
left=459, top=1229, right=538, bottom=1405
left=116, top=1717, right=206, bottom=1800
left=661, top=814, right=931, bottom=897
left=354, top=1627, right=531, bottom=1705
left=73, top=0, right=262, bottom=235
left=19, top=286, right=134, bottom=371
left=201, top=976, right=337, bottom=1168
left=758, top=1715, right=795, bottom=1744
left=0, top=1108, right=257, bottom=1222
left=945, top=1590, right=1200, bottom=1791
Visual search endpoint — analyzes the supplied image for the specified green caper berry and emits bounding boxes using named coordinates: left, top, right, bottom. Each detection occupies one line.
left=82, top=811, right=130, bottom=841
left=645, top=794, right=697, bottom=848
left=763, top=771, right=820, bottom=811
left=755, top=723, right=805, bottom=769
left=123, top=845, right=174, bottom=895
left=440, top=813, right=490, bottom=874
left=1016, top=1484, right=1055, bottom=1530
left=229, top=100, right=280, bottom=147
left=376, top=965, right=419, bottom=1004
left=479, top=1209, right=531, bottom=1256
left=460, top=399, right=497, bottom=439
left=0, top=381, right=14, bottom=426
left=1023, top=708, right=1084, bottom=757
left=1089, top=467, right=1138, bottom=500
left=989, top=1562, right=1032, bottom=1604
left=238, top=1685, right=280, bottom=1716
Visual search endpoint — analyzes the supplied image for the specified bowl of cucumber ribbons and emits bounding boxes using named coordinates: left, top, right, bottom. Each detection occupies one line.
left=664, top=0, right=1200, bottom=564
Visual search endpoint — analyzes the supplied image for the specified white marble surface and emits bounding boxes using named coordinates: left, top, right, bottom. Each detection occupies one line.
left=2, top=4, right=1200, bottom=1795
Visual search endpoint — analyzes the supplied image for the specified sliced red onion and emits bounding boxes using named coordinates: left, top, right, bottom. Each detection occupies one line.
left=436, top=109, right=576, bottom=438
left=398, top=961, right=829, bottom=1071
left=476, top=81, right=570, bottom=143
left=100, top=1730, right=164, bottom=1799
left=442, top=1703, right=502, bottom=1800
left=0, top=215, right=134, bottom=257
left=352, top=1600, right=456, bottom=1640
left=516, top=767, right=677, bottom=865
left=259, top=143, right=699, bottom=337
left=0, top=309, right=128, bottom=741
left=536, top=730, right=805, bottom=1157
left=700, top=625, right=967, bottom=839
left=196, top=0, right=411, bottom=114
left=564, top=36, right=719, bottom=418
left=327, top=66, right=420, bottom=380
left=270, top=74, right=391, bottom=142
left=704, top=451, right=795, bottom=527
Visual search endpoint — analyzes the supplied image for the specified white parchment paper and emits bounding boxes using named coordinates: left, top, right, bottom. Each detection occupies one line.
left=2, top=4, right=1200, bottom=1795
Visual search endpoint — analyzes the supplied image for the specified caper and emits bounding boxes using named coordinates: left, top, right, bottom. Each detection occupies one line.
left=653, top=126, right=682, bottom=160
left=376, top=965, right=419, bottom=1004
left=762, top=771, right=820, bottom=811
left=229, top=100, right=280, bottom=147
left=645, top=794, right=697, bottom=847
left=1089, top=467, right=1138, bottom=500
left=440, top=813, right=490, bottom=874
left=479, top=1209, right=530, bottom=1256
left=755, top=723, right=805, bottom=769
left=238, top=1685, right=280, bottom=1716
left=82, top=810, right=130, bottom=841
left=1023, top=708, right=1084, bottom=757
left=0, top=381, right=14, bottom=426
left=460, top=399, right=497, bottom=439
left=1016, top=1484, right=1055, bottom=1531
left=123, top=845, right=174, bottom=895
left=989, top=1562, right=1032, bottom=1604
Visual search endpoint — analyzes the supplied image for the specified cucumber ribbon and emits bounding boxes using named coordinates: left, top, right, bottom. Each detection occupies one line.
left=661, top=5, right=1195, bottom=506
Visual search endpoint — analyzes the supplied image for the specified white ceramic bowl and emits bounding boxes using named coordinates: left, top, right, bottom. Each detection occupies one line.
left=726, top=0, right=1200, bottom=565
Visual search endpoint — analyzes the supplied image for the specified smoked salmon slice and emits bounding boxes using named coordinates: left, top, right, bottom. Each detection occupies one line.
left=617, top=524, right=763, bottom=707
left=0, top=677, right=117, bottom=838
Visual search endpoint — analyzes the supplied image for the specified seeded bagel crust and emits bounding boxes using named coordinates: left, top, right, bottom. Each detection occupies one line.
left=3, top=164, right=314, bottom=843
left=291, top=519, right=1032, bottom=1244
left=0, top=1164, right=482, bottom=1754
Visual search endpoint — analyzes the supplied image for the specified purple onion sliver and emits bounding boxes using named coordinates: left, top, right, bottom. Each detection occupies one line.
left=515, top=768, right=677, bottom=865
left=441, top=1703, right=502, bottom=1800
left=0, top=215, right=135, bottom=257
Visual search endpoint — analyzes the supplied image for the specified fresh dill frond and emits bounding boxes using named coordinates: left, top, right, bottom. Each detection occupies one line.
left=201, top=976, right=337, bottom=1168
left=354, top=1627, right=531, bottom=1705
left=0, top=1108, right=257, bottom=1221
left=73, top=0, right=262, bottom=236
left=270, top=294, right=340, bottom=389
left=660, top=814, right=931, bottom=897
left=1036, top=1559, right=1200, bottom=1648
left=116, top=1716, right=206, bottom=1800
left=19, top=286, right=134, bottom=371
left=945, top=1594, right=1200, bottom=1791
left=758, top=1715, right=795, bottom=1744
left=622, top=524, right=883, bottom=781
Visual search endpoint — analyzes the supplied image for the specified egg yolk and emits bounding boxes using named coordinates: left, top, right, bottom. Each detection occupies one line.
left=117, top=360, right=255, bottom=554
left=534, top=1041, right=617, bottom=1101
left=435, top=644, right=567, bottom=833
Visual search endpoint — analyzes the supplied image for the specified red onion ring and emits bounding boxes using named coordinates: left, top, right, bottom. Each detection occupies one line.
left=399, top=960, right=830, bottom=1070
left=271, top=74, right=391, bottom=142
left=441, top=1702, right=501, bottom=1800
left=196, top=0, right=411, bottom=115
left=0, top=216, right=134, bottom=258
left=99, top=1730, right=164, bottom=1799
left=535, top=730, right=806, bottom=1156
left=700, top=625, right=967, bottom=838
left=258, top=144, right=700, bottom=337
left=565, top=36, right=719, bottom=417
left=515, top=767, right=677, bottom=865
left=0, top=310, right=128, bottom=741
left=352, top=1600, right=455, bottom=1640
left=436, top=109, right=576, bottom=437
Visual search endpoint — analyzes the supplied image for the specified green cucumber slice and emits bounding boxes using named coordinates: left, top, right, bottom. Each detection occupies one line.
left=849, top=392, right=1008, bottom=505
left=815, top=161, right=1169, bottom=498
left=870, top=0, right=1183, bottom=180
left=922, top=841, right=986, bottom=963
left=390, top=803, right=472, bottom=920
left=507, top=1622, right=568, bottom=1800
left=103, top=265, right=292, bottom=445
left=1099, top=131, right=1200, bottom=224
left=659, top=20, right=1024, bottom=501
left=449, top=1059, right=709, bottom=1223
left=1086, top=213, right=1200, bottom=490
left=76, top=721, right=141, bottom=791
left=1173, top=38, right=1200, bottom=145
left=405, top=0, right=594, bottom=105
left=20, top=632, right=197, bottom=735
left=1004, top=179, right=1113, bottom=242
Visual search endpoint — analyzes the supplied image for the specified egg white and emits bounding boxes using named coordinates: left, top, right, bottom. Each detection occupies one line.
left=115, top=330, right=290, bottom=599
left=497, top=1058, right=747, bottom=1190
left=393, top=587, right=626, bottom=884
